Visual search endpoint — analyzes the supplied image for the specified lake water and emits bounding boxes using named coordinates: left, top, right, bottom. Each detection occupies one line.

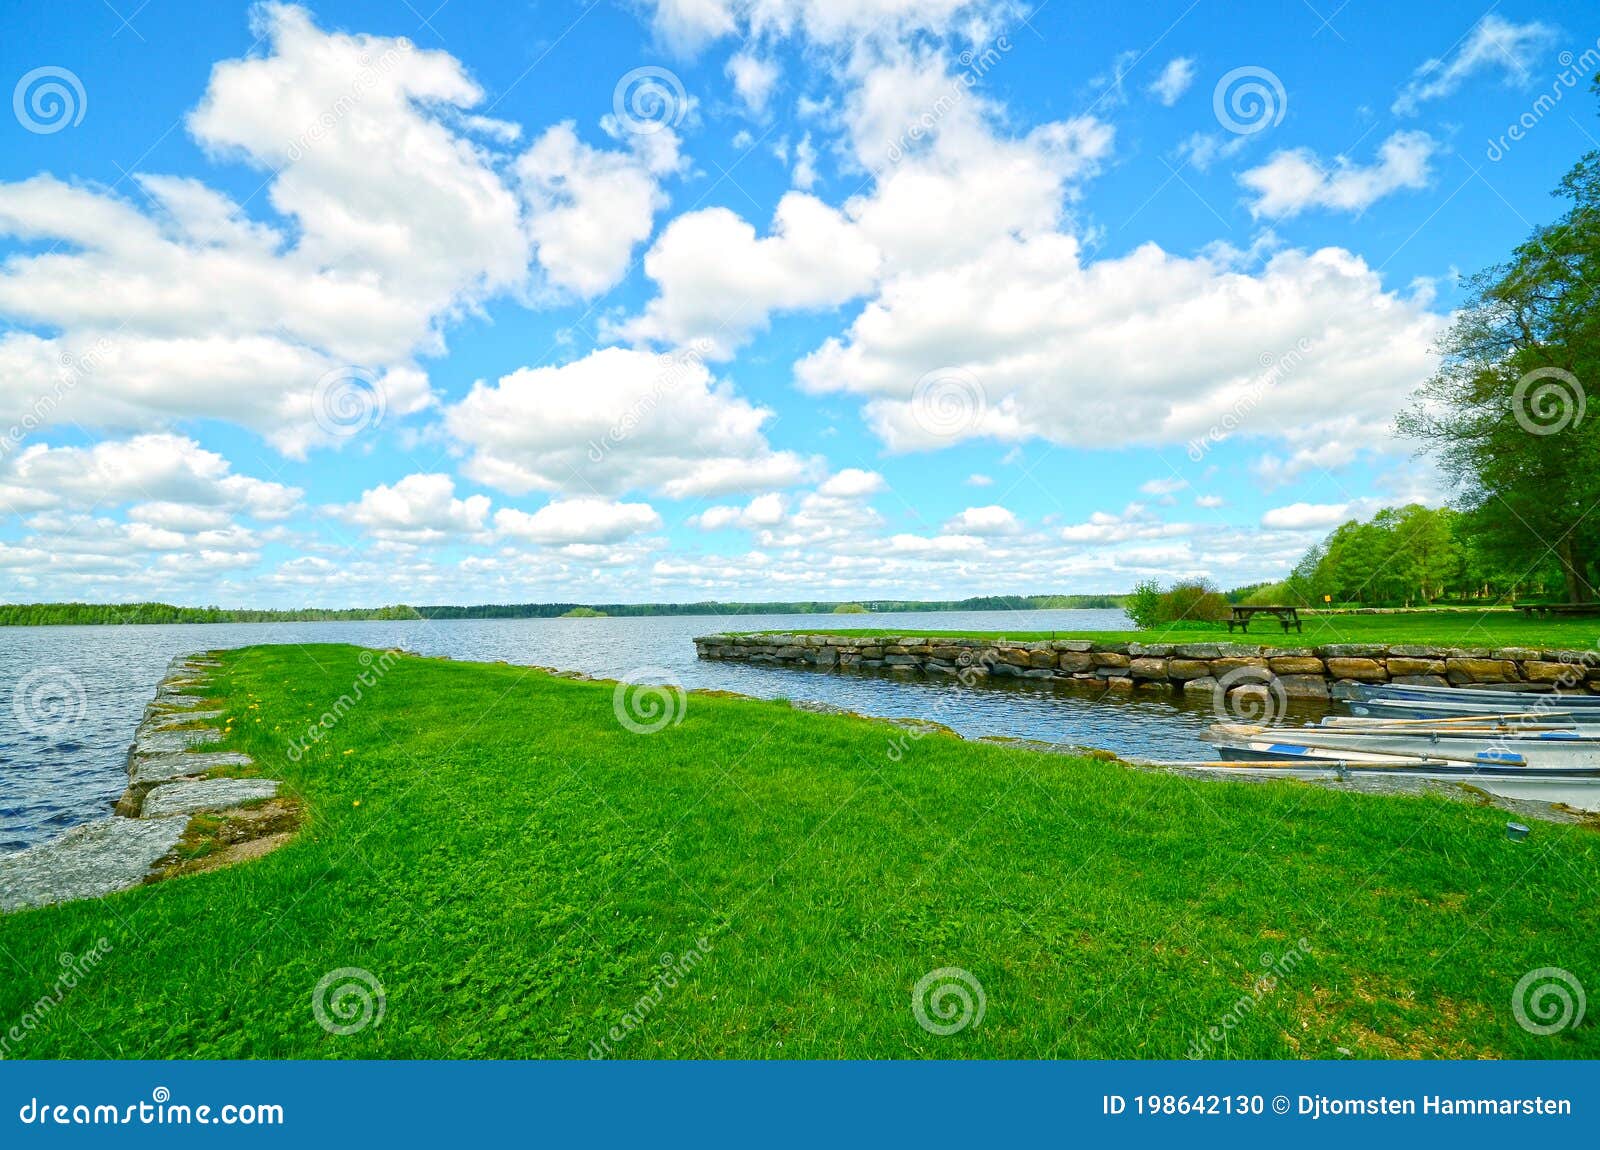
left=0, top=609, right=1274, bottom=852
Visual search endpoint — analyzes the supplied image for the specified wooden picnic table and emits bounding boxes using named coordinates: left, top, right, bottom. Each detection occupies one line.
left=1227, top=605, right=1303, bottom=634
left=1514, top=602, right=1600, bottom=617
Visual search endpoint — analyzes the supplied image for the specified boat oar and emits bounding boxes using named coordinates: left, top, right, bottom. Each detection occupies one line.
left=1221, top=735, right=1530, bottom=769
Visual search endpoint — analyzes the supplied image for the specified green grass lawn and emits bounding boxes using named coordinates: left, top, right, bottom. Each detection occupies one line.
left=749, top=611, right=1600, bottom=650
left=2, top=643, right=1596, bottom=1059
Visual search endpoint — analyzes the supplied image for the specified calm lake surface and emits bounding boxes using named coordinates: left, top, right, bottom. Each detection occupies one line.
left=0, top=609, right=1274, bottom=852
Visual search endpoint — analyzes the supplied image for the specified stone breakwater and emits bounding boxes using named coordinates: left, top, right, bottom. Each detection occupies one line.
left=693, top=633, right=1600, bottom=700
left=0, top=653, right=285, bottom=914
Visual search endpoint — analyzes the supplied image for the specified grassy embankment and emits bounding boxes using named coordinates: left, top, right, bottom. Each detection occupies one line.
left=753, top=611, right=1600, bottom=650
left=1, top=644, right=1596, bottom=1058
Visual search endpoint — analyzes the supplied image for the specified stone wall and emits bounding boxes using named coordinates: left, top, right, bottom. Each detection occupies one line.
left=693, top=633, right=1600, bottom=700
left=0, top=653, right=282, bottom=914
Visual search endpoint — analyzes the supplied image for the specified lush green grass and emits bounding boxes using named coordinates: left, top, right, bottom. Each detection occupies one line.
left=2, top=644, right=1596, bottom=1059
left=748, top=610, right=1600, bottom=649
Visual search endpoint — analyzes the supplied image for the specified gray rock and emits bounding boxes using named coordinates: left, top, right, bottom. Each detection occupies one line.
left=132, top=728, right=223, bottom=756
left=128, top=751, right=253, bottom=787
left=138, top=710, right=225, bottom=734
left=1316, top=644, right=1391, bottom=658
left=0, top=817, right=188, bottom=913
left=147, top=694, right=208, bottom=710
left=141, top=778, right=280, bottom=818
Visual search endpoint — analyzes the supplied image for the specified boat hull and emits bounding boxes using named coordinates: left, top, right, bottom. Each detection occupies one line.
left=1194, top=750, right=1600, bottom=812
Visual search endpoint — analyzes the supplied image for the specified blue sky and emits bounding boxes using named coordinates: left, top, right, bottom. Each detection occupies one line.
left=1, top=0, right=1596, bottom=606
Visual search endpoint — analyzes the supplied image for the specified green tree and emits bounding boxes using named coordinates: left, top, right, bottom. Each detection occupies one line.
left=1399, top=79, right=1600, bottom=602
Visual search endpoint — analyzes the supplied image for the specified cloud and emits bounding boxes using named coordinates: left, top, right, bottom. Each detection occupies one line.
left=797, top=237, right=1442, bottom=456
left=1393, top=15, right=1554, bottom=115
left=1260, top=502, right=1352, bottom=530
left=643, top=0, right=1012, bottom=53
left=1239, top=131, right=1437, bottom=219
left=0, top=4, right=538, bottom=455
left=1140, top=477, right=1187, bottom=496
left=0, top=434, right=300, bottom=520
left=1147, top=57, right=1196, bottom=105
left=965, top=473, right=994, bottom=487
left=1253, top=441, right=1360, bottom=487
left=495, top=498, right=662, bottom=544
left=727, top=52, right=780, bottom=115
left=445, top=346, right=816, bottom=498
left=943, top=505, right=1020, bottom=535
left=517, top=121, right=682, bottom=297
left=1194, top=494, right=1224, bottom=509
left=616, top=48, right=1111, bottom=357
left=611, top=193, right=880, bottom=357
left=817, top=468, right=885, bottom=498
left=692, top=492, right=786, bottom=529
left=326, top=473, right=491, bottom=543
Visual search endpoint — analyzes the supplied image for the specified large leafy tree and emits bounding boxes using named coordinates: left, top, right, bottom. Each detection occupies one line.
left=1399, top=80, right=1600, bottom=601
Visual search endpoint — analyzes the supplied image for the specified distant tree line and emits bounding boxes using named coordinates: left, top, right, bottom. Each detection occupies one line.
left=0, top=594, right=1126, bottom=626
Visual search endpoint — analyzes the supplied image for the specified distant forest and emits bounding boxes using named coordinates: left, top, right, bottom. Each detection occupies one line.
left=0, top=595, right=1124, bottom=626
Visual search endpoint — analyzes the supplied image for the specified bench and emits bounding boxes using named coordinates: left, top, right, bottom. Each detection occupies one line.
left=1514, top=602, right=1600, bottom=617
left=1227, top=606, right=1302, bottom=634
